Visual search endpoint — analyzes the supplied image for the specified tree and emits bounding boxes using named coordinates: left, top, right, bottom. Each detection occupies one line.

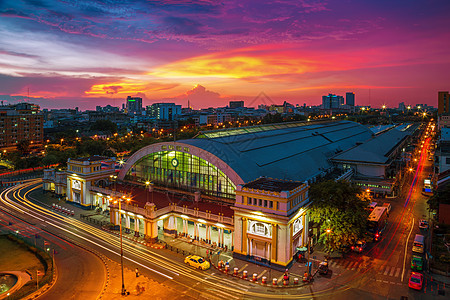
left=309, top=180, right=371, bottom=253
left=427, top=184, right=450, bottom=217
left=91, top=119, right=118, bottom=134
left=17, top=140, right=30, bottom=155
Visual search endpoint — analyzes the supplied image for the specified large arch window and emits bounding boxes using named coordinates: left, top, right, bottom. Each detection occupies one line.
left=125, top=151, right=236, bottom=199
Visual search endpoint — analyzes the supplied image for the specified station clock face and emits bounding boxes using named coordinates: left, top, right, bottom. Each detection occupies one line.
left=171, top=158, right=179, bottom=168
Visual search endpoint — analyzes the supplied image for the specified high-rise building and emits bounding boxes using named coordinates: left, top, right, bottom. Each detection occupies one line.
left=0, top=102, right=43, bottom=152
left=346, top=92, right=355, bottom=106
left=229, top=101, right=244, bottom=109
left=126, top=96, right=143, bottom=114
left=147, top=103, right=181, bottom=120
left=398, top=102, right=406, bottom=111
left=438, top=91, right=450, bottom=115
left=322, top=94, right=344, bottom=109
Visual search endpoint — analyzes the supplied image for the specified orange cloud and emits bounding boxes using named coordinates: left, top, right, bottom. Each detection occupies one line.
left=150, top=43, right=395, bottom=81
left=85, top=81, right=179, bottom=97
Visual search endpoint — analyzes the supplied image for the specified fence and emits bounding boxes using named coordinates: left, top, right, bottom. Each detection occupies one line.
left=162, top=242, right=195, bottom=257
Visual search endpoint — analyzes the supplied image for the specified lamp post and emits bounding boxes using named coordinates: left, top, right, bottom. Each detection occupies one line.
left=115, top=197, right=129, bottom=296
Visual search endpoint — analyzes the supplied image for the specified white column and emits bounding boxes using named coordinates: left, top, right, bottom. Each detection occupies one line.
left=134, top=218, right=139, bottom=231
left=125, top=215, right=131, bottom=229
left=134, top=218, right=140, bottom=237
left=115, top=211, right=119, bottom=225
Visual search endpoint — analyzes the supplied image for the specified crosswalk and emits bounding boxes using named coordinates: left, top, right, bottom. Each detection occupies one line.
left=328, top=259, right=403, bottom=279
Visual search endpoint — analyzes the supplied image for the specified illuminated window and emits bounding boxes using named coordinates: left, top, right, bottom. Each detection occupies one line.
left=126, top=150, right=236, bottom=198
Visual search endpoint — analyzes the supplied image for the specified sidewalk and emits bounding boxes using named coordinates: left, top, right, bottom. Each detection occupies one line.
left=29, top=188, right=332, bottom=288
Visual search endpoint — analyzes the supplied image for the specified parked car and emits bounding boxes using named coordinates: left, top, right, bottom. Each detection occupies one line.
left=418, top=219, right=429, bottom=230
left=411, top=255, right=423, bottom=271
left=408, top=272, right=423, bottom=290
left=351, top=241, right=367, bottom=253
left=184, top=255, right=210, bottom=270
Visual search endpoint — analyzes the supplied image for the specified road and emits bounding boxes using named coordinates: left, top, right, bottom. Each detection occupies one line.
left=0, top=133, right=447, bottom=299
left=0, top=201, right=106, bottom=300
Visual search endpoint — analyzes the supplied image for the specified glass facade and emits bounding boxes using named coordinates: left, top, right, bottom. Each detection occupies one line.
left=125, top=151, right=236, bottom=199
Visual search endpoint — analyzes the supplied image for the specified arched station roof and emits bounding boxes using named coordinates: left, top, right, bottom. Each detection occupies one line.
left=119, top=120, right=373, bottom=185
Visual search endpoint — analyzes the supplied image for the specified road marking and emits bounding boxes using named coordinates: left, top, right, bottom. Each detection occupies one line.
left=384, top=267, right=390, bottom=276
left=343, top=261, right=351, bottom=269
left=378, top=265, right=385, bottom=274
left=330, top=261, right=337, bottom=268
left=401, top=217, right=415, bottom=282
left=350, top=262, right=357, bottom=270
left=394, top=267, right=401, bottom=277
left=389, top=266, right=396, bottom=276
left=238, top=264, right=248, bottom=273
left=257, top=270, right=267, bottom=279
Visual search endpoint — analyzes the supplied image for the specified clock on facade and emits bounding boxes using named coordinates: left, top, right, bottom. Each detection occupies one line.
left=171, top=158, right=179, bottom=168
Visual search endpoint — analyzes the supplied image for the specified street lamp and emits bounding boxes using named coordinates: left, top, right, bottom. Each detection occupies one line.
left=114, top=197, right=130, bottom=296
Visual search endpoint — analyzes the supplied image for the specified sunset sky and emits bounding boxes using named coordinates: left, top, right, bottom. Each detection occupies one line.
left=1, top=0, right=449, bottom=110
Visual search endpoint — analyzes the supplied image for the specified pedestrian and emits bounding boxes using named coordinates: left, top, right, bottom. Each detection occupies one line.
left=135, top=267, right=139, bottom=277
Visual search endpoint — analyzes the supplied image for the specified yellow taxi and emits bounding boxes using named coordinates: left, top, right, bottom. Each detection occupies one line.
left=184, top=255, right=210, bottom=270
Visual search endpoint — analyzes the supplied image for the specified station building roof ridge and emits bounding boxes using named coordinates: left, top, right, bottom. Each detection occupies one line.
left=242, top=177, right=304, bottom=192
left=331, top=128, right=409, bottom=164
left=194, top=119, right=335, bottom=140
left=178, top=120, right=374, bottom=183
left=69, top=155, right=110, bottom=162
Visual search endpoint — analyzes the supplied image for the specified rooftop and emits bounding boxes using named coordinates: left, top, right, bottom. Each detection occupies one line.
left=332, top=129, right=409, bottom=164
left=70, top=156, right=110, bottom=162
left=180, top=120, right=374, bottom=183
left=107, top=183, right=234, bottom=218
left=243, top=177, right=303, bottom=192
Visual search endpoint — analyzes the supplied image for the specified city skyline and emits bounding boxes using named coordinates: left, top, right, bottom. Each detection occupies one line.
left=1, top=0, right=449, bottom=110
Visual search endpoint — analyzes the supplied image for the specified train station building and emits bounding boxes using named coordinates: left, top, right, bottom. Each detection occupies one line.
left=44, top=120, right=376, bottom=269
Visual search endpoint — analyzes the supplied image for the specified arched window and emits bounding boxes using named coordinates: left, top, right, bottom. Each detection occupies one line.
left=248, top=221, right=271, bottom=238
left=293, top=218, right=303, bottom=236
left=126, top=151, right=236, bottom=199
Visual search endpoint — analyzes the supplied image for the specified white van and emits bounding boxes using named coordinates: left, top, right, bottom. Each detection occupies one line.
left=412, top=234, right=425, bottom=254
left=382, top=203, right=392, bottom=215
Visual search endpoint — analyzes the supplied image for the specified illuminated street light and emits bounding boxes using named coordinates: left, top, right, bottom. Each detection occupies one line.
left=114, top=197, right=130, bottom=296
left=326, top=229, right=332, bottom=234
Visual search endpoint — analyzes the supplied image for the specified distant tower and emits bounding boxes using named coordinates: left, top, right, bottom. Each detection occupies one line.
left=438, top=91, right=450, bottom=114
left=126, top=96, right=143, bottom=114
left=346, top=92, right=355, bottom=106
